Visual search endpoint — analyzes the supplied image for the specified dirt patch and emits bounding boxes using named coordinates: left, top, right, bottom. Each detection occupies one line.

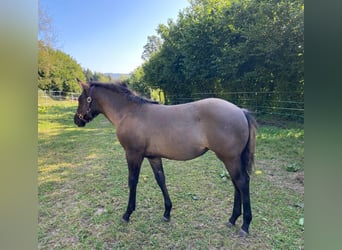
left=257, top=160, right=304, bottom=196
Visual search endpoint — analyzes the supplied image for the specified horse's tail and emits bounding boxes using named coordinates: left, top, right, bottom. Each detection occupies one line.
left=241, top=109, right=257, bottom=175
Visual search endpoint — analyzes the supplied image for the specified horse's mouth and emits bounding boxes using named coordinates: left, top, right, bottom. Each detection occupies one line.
left=76, top=121, right=86, bottom=127
left=74, top=114, right=87, bottom=127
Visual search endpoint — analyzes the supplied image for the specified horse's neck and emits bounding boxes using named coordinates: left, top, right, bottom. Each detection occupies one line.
left=97, top=91, right=134, bottom=127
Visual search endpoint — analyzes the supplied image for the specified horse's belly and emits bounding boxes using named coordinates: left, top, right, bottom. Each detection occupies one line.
left=151, top=147, right=208, bottom=161
left=146, top=135, right=207, bottom=161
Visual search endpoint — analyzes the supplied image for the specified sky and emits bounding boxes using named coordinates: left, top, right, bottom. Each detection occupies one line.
left=41, top=0, right=190, bottom=74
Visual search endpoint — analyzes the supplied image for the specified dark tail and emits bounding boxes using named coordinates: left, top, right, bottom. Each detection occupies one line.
left=241, top=109, right=257, bottom=175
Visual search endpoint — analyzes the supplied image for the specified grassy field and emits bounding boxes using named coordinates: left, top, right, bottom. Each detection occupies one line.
left=38, top=101, right=304, bottom=249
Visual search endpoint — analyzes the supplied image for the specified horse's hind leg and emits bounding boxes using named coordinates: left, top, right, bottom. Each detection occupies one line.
left=237, top=174, right=252, bottom=236
left=148, top=157, right=172, bottom=221
left=227, top=181, right=242, bottom=227
left=223, top=157, right=252, bottom=236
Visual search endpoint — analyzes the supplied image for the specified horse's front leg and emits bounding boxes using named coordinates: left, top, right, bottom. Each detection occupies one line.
left=122, top=151, right=143, bottom=222
left=148, top=157, right=172, bottom=221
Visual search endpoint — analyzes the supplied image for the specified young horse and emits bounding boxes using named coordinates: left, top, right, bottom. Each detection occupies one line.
left=74, top=80, right=257, bottom=236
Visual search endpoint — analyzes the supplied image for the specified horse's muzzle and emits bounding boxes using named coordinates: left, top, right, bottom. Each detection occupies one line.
left=74, top=113, right=86, bottom=127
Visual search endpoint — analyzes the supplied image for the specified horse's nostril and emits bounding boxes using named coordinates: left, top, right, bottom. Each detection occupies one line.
left=74, top=114, right=85, bottom=127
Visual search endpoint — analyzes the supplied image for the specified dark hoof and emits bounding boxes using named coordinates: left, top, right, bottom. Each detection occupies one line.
left=121, top=217, right=129, bottom=223
left=226, top=221, right=235, bottom=228
left=163, top=216, right=170, bottom=222
left=238, top=229, right=248, bottom=237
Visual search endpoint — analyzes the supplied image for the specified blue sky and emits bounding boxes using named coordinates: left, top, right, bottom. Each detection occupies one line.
left=41, top=0, right=190, bottom=74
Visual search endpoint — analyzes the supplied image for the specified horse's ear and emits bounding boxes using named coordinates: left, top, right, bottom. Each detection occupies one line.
left=77, top=78, right=89, bottom=91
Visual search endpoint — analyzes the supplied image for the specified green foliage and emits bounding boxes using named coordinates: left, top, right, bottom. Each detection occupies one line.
left=83, top=69, right=113, bottom=82
left=129, top=66, right=166, bottom=103
left=286, top=163, right=300, bottom=172
left=141, top=35, right=162, bottom=61
left=38, top=41, right=85, bottom=92
left=83, top=68, right=94, bottom=81
left=150, top=88, right=166, bottom=104
left=128, top=65, right=151, bottom=97
left=140, top=0, right=304, bottom=107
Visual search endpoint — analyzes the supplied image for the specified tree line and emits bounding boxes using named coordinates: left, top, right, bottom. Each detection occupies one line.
left=38, top=41, right=115, bottom=93
left=129, top=0, right=304, bottom=109
left=38, top=41, right=84, bottom=93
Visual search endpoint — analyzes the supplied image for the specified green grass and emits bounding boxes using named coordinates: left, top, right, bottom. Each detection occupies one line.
left=38, top=102, right=304, bottom=249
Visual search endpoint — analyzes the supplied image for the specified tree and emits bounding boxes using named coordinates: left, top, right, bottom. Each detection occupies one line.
left=38, top=0, right=58, bottom=48
left=128, top=65, right=151, bottom=97
left=83, top=68, right=94, bottom=81
left=141, top=35, right=162, bottom=61
left=38, top=46, right=85, bottom=93
left=92, top=72, right=112, bottom=82
left=225, top=0, right=304, bottom=107
left=140, top=0, right=304, bottom=108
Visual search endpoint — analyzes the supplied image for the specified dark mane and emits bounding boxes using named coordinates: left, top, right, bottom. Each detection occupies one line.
left=89, top=81, right=159, bottom=105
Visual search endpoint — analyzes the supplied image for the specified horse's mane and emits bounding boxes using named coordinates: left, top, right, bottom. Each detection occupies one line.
left=89, top=81, right=159, bottom=105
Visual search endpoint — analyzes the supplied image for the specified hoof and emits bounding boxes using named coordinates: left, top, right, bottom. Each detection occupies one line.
left=238, top=229, right=248, bottom=237
left=226, top=221, right=235, bottom=228
left=163, top=216, right=170, bottom=222
left=121, top=217, right=129, bottom=223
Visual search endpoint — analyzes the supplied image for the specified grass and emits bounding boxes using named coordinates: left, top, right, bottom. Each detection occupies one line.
left=38, top=102, right=304, bottom=249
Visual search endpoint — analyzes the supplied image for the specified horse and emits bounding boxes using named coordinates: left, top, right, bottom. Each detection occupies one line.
left=74, top=79, right=257, bottom=236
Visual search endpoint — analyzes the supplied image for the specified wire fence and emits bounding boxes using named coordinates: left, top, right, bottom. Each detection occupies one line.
left=38, top=90, right=79, bottom=104
left=167, top=91, right=304, bottom=122
left=38, top=89, right=304, bottom=123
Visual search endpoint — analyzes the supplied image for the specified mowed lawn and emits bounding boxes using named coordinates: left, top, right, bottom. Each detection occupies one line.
left=38, top=102, right=304, bottom=249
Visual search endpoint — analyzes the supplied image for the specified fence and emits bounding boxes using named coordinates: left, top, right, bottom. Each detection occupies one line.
left=38, top=89, right=304, bottom=122
left=163, top=91, right=303, bottom=123
left=38, top=90, right=80, bottom=105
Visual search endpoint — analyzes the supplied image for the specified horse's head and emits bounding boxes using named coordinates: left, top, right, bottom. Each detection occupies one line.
left=74, top=79, right=100, bottom=127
